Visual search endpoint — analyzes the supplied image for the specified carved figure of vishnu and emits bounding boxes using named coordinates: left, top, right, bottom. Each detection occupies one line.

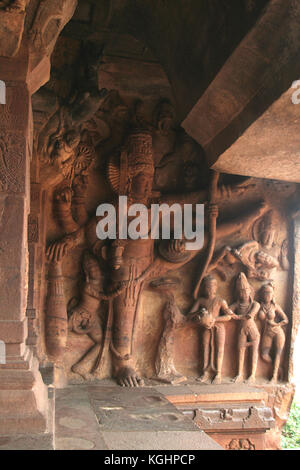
left=46, top=127, right=268, bottom=387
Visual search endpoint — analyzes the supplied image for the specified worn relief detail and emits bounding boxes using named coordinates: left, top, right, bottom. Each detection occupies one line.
left=0, top=133, right=25, bottom=193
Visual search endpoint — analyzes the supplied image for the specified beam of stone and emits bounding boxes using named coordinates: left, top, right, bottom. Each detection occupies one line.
left=182, top=0, right=300, bottom=182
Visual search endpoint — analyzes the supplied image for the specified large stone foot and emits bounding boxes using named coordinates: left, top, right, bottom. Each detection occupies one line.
left=116, top=367, right=145, bottom=387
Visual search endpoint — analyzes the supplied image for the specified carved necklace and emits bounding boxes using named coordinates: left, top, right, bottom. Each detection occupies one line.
left=261, top=303, right=274, bottom=316
left=237, top=300, right=252, bottom=316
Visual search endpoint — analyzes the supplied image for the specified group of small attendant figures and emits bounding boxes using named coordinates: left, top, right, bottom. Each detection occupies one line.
left=188, top=273, right=288, bottom=385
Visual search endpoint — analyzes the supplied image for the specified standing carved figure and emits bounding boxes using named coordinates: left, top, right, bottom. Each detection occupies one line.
left=152, top=278, right=187, bottom=384
left=189, top=275, right=234, bottom=384
left=230, top=273, right=260, bottom=384
left=258, top=283, right=288, bottom=383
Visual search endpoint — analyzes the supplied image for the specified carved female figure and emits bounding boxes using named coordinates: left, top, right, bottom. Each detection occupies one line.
left=152, top=277, right=187, bottom=384
left=230, top=273, right=260, bottom=384
left=258, top=283, right=288, bottom=383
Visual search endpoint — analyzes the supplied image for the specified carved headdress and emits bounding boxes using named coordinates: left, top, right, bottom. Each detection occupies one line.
left=235, top=272, right=253, bottom=299
left=107, top=130, right=154, bottom=202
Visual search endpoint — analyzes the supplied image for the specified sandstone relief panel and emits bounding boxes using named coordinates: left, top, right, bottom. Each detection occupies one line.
left=30, top=35, right=296, bottom=392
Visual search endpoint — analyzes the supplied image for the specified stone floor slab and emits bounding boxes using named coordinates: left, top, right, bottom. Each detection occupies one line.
left=102, top=430, right=223, bottom=450
left=0, top=433, right=53, bottom=450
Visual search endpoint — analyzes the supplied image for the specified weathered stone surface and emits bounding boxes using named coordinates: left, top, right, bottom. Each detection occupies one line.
left=0, top=319, right=27, bottom=343
left=0, top=433, right=53, bottom=450
left=0, top=196, right=28, bottom=321
left=208, top=89, right=300, bottom=182
left=182, top=0, right=300, bottom=183
left=55, top=384, right=222, bottom=450
left=0, top=10, right=25, bottom=57
left=102, top=430, right=222, bottom=451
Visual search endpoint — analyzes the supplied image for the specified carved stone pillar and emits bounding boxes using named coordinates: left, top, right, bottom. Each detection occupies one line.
left=289, top=213, right=300, bottom=380
left=0, top=49, right=48, bottom=434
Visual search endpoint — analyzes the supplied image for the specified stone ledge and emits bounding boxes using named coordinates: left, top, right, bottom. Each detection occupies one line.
left=157, top=383, right=268, bottom=406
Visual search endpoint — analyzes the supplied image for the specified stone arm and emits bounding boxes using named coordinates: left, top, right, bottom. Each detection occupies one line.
left=248, top=301, right=261, bottom=320
left=229, top=302, right=259, bottom=321
left=53, top=186, right=80, bottom=235
left=273, top=304, right=289, bottom=327
left=215, top=300, right=235, bottom=322
left=187, top=298, right=202, bottom=315
left=157, top=178, right=254, bottom=208
left=46, top=226, right=85, bottom=263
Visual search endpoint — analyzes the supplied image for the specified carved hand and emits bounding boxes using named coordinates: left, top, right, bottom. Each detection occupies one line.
left=46, top=233, right=77, bottom=263
left=231, top=314, right=241, bottom=320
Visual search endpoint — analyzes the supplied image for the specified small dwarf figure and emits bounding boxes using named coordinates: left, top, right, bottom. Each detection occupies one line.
left=258, top=283, right=289, bottom=383
left=189, top=275, right=235, bottom=384
left=230, top=273, right=260, bottom=384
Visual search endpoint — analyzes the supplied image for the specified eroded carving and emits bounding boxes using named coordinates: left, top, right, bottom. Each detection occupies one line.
left=230, top=273, right=260, bottom=384
left=226, top=439, right=255, bottom=450
left=189, top=275, right=235, bottom=385
left=0, top=133, right=25, bottom=193
left=29, top=0, right=77, bottom=56
left=258, top=283, right=289, bottom=383
left=152, top=277, right=187, bottom=384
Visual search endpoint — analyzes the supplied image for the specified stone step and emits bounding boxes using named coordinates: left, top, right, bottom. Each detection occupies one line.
left=0, top=412, right=47, bottom=435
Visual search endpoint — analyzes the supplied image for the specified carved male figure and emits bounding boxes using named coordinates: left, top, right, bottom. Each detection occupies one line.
left=230, top=273, right=261, bottom=383
left=47, top=127, right=268, bottom=387
left=189, top=275, right=234, bottom=384
left=258, top=283, right=289, bottom=383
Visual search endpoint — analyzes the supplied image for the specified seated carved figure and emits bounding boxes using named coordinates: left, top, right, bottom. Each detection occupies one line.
left=189, top=275, right=235, bottom=385
left=230, top=273, right=261, bottom=384
left=258, top=283, right=289, bottom=383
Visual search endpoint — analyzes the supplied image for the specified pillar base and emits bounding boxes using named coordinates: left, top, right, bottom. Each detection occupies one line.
left=0, top=350, right=49, bottom=435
